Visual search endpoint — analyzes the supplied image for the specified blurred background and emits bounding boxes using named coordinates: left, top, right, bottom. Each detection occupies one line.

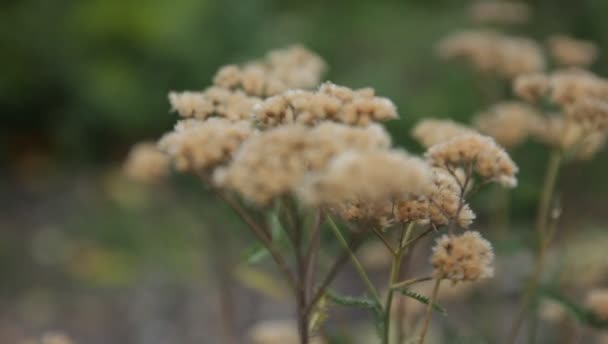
left=2, top=0, right=608, bottom=343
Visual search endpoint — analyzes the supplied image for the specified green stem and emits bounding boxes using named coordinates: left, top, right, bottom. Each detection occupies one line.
left=507, top=149, right=562, bottom=344
left=418, top=278, right=442, bottom=344
left=326, top=216, right=382, bottom=305
left=383, top=222, right=415, bottom=344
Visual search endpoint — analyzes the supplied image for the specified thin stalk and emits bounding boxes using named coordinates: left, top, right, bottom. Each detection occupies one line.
left=507, top=149, right=562, bottom=344
left=383, top=222, right=415, bottom=344
left=391, top=276, right=434, bottom=290
left=418, top=279, right=442, bottom=344
left=326, top=216, right=382, bottom=305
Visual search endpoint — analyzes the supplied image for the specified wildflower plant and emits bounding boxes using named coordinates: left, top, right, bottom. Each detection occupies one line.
left=123, top=40, right=521, bottom=344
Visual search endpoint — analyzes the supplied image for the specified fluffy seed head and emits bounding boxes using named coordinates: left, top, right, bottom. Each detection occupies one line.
left=530, top=114, right=607, bottom=158
left=253, top=83, right=398, bottom=127
left=168, top=87, right=261, bottom=121
left=247, top=320, right=325, bottom=344
left=395, top=168, right=476, bottom=228
left=469, top=0, right=531, bottom=25
left=548, top=35, right=599, bottom=67
left=158, top=118, right=253, bottom=172
left=474, top=101, right=541, bottom=148
left=124, top=142, right=170, bottom=183
left=431, top=231, right=494, bottom=282
left=300, top=150, right=435, bottom=211
left=564, top=97, right=608, bottom=132
left=215, top=123, right=391, bottom=205
left=548, top=69, right=608, bottom=106
left=411, top=119, right=475, bottom=148
left=514, top=73, right=549, bottom=103
left=213, top=45, right=326, bottom=97
left=437, top=30, right=545, bottom=79
left=425, top=133, right=519, bottom=187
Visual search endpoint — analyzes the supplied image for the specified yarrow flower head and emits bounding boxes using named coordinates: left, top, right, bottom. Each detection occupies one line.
left=253, top=82, right=398, bottom=127
left=564, top=97, right=608, bottom=132
left=158, top=118, right=253, bottom=172
left=124, top=142, right=170, bottom=183
left=437, top=30, right=545, bottom=79
left=411, top=119, right=475, bottom=148
left=299, top=150, right=435, bottom=214
left=213, top=45, right=326, bottom=97
left=425, top=133, right=519, bottom=188
left=513, top=73, right=550, bottom=103
left=548, top=68, right=608, bottom=106
left=547, top=35, right=599, bottom=68
left=431, top=231, right=494, bottom=283
left=168, top=87, right=261, bottom=121
left=474, top=101, right=541, bottom=148
left=214, top=123, right=391, bottom=205
left=469, top=0, right=531, bottom=25
left=395, top=168, right=476, bottom=228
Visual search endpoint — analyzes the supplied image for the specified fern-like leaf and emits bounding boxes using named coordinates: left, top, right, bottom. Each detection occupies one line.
left=326, top=289, right=385, bottom=338
left=396, top=288, right=448, bottom=316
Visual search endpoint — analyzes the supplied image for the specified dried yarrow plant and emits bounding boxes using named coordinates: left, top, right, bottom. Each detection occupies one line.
left=123, top=44, right=520, bottom=344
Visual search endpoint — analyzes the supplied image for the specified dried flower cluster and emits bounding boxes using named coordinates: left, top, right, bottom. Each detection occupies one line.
left=300, top=150, right=435, bottom=210
left=425, top=133, right=519, bottom=187
left=513, top=73, right=549, bottom=103
left=124, top=142, right=170, bottom=183
left=469, top=0, right=531, bottom=25
left=168, top=87, right=261, bottom=121
left=548, top=35, right=599, bottom=67
left=253, top=82, right=398, bottom=127
left=586, top=289, right=608, bottom=321
left=411, top=119, right=475, bottom=148
left=395, top=169, right=475, bottom=228
left=214, top=45, right=326, bottom=97
left=431, top=231, right=494, bottom=282
left=474, top=101, right=541, bottom=148
left=437, top=30, right=545, bottom=79
left=214, top=123, right=391, bottom=205
left=158, top=118, right=253, bottom=172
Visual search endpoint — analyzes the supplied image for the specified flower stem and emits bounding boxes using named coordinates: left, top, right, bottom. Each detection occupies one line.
left=507, top=149, right=562, bottom=344
left=383, top=222, right=415, bottom=344
left=418, top=278, right=441, bottom=344
left=326, top=216, right=382, bottom=305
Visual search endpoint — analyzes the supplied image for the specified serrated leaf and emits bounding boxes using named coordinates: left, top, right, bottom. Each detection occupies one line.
left=396, top=288, right=447, bottom=316
left=326, top=289, right=385, bottom=338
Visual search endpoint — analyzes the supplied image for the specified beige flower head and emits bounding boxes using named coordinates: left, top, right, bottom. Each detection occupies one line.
left=124, top=142, right=170, bottom=183
left=300, top=150, right=435, bottom=211
left=168, top=87, right=261, bottom=121
left=411, top=119, right=475, bottom=148
left=158, top=118, right=253, bottom=173
left=431, top=231, right=494, bottom=282
left=548, top=35, right=599, bottom=67
left=469, top=0, right=531, bottom=25
left=474, top=101, right=541, bottom=148
left=213, top=45, right=326, bottom=97
left=437, top=30, right=545, bottom=79
left=586, top=289, right=608, bottom=321
left=215, top=123, right=391, bottom=205
left=531, top=114, right=607, bottom=158
left=548, top=69, right=608, bottom=106
left=253, top=83, right=398, bottom=127
left=395, top=169, right=475, bottom=228
left=425, top=133, right=519, bottom=188
left=564, top=97, right=608, bottom=132
left=514, top=73, right=550, bottom=103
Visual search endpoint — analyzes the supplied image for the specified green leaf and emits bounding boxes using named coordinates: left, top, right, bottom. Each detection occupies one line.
left=395, top=288, right=448, bottom=316
left=326, top=289, right=385, bottom=339
left=240, top=243, right=270, bottom=264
